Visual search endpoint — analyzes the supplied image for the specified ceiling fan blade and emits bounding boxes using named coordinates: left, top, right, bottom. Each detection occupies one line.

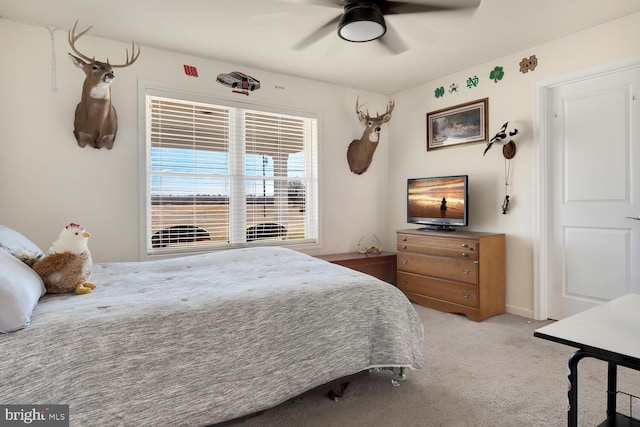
left=292, top=15, right=342, bottom=50
left=251, top=0, right=343, bottom=20
left=385, top=0, right=481, bottom=15
left=377, top=22, right=409, bottom=55
left=307, top=0, right=344, bottom=7
left=324, top=34, right=347, bottom=57
left=280, top=0, right=344, bottom=8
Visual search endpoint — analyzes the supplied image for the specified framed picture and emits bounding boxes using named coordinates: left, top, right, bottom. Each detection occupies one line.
left=426, top=98, right=488, bottom=151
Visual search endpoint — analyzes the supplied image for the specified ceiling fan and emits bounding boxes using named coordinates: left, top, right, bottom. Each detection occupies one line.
left=292, top=0, right=481, bottom=54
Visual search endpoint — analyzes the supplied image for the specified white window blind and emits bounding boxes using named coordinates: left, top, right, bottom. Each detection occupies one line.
left=145, top=93, right=318, bottom=254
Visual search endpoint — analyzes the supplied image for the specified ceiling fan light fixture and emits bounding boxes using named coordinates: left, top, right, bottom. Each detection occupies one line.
left=338, top=3, right=386, bottom=43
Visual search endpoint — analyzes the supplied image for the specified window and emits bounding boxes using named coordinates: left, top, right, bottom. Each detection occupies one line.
left=143, top=89, right=318, bottom=255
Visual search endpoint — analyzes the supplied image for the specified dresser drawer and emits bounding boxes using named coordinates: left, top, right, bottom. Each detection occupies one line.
left=397, top=234, right=478, bottom=261
left=398, top=271, right=478, bottom=308
left=397, top=252, right=478, bottom=284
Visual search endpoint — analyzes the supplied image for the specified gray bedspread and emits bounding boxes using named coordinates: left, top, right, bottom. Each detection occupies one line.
left=0, top=247, right=424, bottom=426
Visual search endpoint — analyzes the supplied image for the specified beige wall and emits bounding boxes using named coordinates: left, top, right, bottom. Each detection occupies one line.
left=0, top=18, right=390, bottom=263
left=2, top=12, right=639, bottom=318
left=387, top=12, right=640, bottom=317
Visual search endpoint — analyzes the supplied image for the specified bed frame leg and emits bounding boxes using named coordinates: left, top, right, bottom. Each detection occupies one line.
left=327, top=381, right=350, bottom=401
left=390, top=367, right=406, bottom=386
left=326, top=367, right=406, bottom=401
left=370, top=367, right=407, bottom=386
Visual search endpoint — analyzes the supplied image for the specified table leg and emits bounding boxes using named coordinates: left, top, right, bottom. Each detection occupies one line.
left=607, top=361, right=617, bottom=418
left=568, top=350, right=588, bottom=427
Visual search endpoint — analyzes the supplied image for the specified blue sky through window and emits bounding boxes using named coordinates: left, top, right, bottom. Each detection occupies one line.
left=150, top=147, right=304, bottom=196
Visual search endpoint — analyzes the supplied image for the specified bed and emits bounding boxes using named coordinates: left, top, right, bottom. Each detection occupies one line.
left=0, top=228, right=424, bottom=426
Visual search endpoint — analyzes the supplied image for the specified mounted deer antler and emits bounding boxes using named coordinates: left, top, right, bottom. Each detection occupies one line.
left=346, top=97, right=394, bottom=174
left=357, top=234, right=383, bottom=255
left=68, top=20, right=140, bottom=149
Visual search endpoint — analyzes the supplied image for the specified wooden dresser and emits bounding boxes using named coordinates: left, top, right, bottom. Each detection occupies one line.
left=396, top=229, right=505, bottom=321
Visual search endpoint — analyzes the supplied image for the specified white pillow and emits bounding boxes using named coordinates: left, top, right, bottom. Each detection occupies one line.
left=0, top=247, right=46, bottom=333
left=0, top=224, right=44, bottom=259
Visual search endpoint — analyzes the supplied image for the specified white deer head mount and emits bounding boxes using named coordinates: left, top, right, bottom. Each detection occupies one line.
left=347, top=96, right=394, bottom=175
left=68, top=20, right=140, bottom=149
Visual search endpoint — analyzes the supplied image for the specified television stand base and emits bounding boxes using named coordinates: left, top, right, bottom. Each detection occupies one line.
left=417, top=225, right=457, bottom=232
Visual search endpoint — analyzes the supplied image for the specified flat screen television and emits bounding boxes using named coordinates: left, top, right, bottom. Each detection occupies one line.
left=407, top=175, right=468, bottom=231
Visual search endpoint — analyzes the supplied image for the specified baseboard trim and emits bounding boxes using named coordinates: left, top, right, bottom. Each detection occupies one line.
left=506, top=304, right=533, bottom=319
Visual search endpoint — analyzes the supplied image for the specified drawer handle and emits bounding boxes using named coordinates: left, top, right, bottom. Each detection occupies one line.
left=462, top=268, right=470, bottom=275
left=402, top=245, right=407, bottom=249
left=461, top=252, right=468, bottom=257
left=401, top=279, right=407, bottom=285
left=401, top=258, right=408, bottom=264
left=402, top=237, right=407, bottom=242
left=462, top=291, right=470, bottom=298
left=461, top=243, right=468, bottom=248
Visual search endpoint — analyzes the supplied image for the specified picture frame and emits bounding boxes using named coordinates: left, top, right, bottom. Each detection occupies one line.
left=426, top=98, right=488, bottom=151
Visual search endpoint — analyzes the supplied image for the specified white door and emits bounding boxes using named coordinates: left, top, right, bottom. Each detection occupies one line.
left=546, top=66, right=640, bottom=320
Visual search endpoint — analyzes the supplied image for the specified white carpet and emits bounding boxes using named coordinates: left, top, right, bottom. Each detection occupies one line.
left=220, top=304, right=640, bottom=426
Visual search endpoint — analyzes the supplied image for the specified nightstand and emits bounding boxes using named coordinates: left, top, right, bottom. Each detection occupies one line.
left=316, top=252, right=397, bottom=286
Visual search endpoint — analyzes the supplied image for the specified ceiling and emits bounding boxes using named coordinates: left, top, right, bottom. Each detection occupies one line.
left=2, top=0, right=640, bottom=94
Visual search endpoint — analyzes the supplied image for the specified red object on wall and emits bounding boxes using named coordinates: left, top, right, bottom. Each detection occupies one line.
left=183, top=65, right=198, bottom=77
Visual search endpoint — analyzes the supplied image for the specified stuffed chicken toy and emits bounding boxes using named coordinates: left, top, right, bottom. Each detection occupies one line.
left=32, top=223, right=96, bottom=294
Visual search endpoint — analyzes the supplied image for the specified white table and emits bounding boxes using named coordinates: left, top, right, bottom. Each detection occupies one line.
left=534, top=293, right=640, bottom=427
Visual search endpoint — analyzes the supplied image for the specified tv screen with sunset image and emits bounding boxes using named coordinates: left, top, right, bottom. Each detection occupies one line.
left=407, top=176, right=467, bottom=227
